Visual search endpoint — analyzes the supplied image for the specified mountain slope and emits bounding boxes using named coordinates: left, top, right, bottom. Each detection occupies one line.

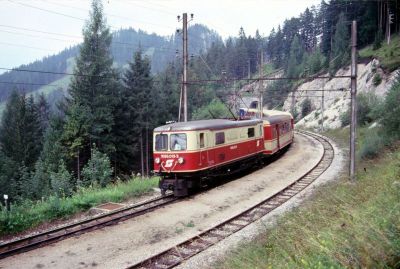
left=0, top=24, right=221, bottom=104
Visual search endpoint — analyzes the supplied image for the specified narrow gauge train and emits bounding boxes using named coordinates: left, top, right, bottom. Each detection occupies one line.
left=153, top=109, right=294, bottom=196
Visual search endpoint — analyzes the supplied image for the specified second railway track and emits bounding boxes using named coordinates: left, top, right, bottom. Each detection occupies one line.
left=0, top=194, right=178, bottom=259
left=128, top=130, right=335, bottom=269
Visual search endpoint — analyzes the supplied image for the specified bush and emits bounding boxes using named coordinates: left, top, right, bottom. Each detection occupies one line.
left=301, top=98, right=312, bottom=117
left=359, top=129, right=384, bottom=159
left=81, top=146, right=113, bottom=188
left=50, top=161, right=74, bottom=197
left=340, top=92, right=383, bottom=127
left=381, top=75, right=400, bottom=139
left=340, top=109, right=350, bottom=127
left=373, top=73, right=382, bottom=86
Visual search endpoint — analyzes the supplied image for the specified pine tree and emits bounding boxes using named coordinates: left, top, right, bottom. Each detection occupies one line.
left=286, top=35, right=304, bottom=78
left=330, top=12, right=350, bottom=72
left=113, top=50, right=153, bottom=173
left=25, top=95, right=43, bottom=168
left=0, top=90, right=26, bottom=166
left=64, top=0, right=119, bottom=175
left=37, top=93, right=50, bottom=132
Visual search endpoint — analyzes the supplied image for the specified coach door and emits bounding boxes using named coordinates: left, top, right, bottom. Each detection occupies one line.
left=198, top=132, right=207, bottom=167
left=276, top=124, right=280, bottom=148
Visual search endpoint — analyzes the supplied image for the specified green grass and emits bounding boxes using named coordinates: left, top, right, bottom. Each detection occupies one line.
left=0, top=177, right=158, bottom=236
left=359, top=35, right=400, bottom=71
left=219, top=138, right=400, bottom=268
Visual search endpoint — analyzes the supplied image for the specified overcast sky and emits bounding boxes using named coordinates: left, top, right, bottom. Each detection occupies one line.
left=0, top=0, right=320, bottom=73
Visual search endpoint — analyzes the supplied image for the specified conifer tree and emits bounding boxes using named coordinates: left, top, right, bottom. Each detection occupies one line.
left=113, top=50, right=153, bottom=173
left=64, top=0, right=119, bottom=175
left=330, top=12, right=349, bottom=72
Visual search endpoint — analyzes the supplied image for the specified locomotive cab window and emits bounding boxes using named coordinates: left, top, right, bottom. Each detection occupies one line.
left=215, top=132, right=225, bottom=145
left=247, top=127, right=255, bottom=138
left=155, top=134, right=168, bottom=151
left=199, top=133, right=205, bottom=148
left=170, top=133, right=187, bottom=151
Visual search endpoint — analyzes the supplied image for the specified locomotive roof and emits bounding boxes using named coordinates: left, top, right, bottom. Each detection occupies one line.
left=154, top=119, right=263, bottom=132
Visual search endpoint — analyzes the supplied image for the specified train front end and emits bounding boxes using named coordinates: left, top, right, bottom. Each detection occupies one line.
left=153, top=124, right=200, bottom=196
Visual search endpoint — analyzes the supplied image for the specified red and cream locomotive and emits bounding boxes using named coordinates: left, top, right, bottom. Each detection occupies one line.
left=153, top=109, right=294, bottom=196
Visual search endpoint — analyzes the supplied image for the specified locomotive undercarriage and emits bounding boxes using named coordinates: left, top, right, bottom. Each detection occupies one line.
left=158, top=154, right=264, bottom=196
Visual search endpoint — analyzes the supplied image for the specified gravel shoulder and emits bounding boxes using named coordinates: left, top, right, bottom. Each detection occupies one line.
left=0, top=134, right=323, bottom=269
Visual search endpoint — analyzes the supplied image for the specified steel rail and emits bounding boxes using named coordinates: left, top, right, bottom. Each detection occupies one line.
left=127, top=130, right=334, bottom=269
left=0, top=194, right=178, bottom=259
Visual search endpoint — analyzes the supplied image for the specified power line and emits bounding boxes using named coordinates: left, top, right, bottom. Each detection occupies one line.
left=40, top=0, right=175, bottom=29
left=0, top=67, right=163, bottom=83
left=8, top=0, right=86, bottom=22
left=186, top=75, right=352, bottom=84
left=0, top=24, right=82, bottom=38
left=0, top=41, right=59, bottom=52
left=0, top=81, right=61, bottom=87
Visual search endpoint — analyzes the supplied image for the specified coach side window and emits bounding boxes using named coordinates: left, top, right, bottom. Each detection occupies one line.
left=215, top=132, right=225, bottom=145
left=199, top=133, right=205, bottom=148
left=247, top=127, right=255, bottom=138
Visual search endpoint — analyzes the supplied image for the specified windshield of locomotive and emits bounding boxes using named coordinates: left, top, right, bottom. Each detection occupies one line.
left=155, top=134, right=168, bottom=151
left=170, top=133, right=187, bottom=151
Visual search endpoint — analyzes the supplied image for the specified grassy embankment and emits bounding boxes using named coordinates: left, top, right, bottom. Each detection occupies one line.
left=0, top=177, right=158, bottom=236
left=359, top=35, right=400, bottom=72
left=219, top=129, right=400, bottom=268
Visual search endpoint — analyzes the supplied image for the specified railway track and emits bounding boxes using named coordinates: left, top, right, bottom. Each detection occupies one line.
left=128, top=130, right=334, bottom=269
left=0, top=194, right=178, bottom=259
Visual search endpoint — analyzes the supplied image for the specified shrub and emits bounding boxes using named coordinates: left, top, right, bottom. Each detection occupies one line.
left=340, top=109, right=350, bottom=127
left=301, top=98, right=312, bottom=117
left=359, top=129, right=384, bottom=159
left=373, top=73, right=382, bottom=86
left=341, top=92, right=383, bottom=127
left=81, top=146, right=113, bottom=188
left=50, top=161, right=74, bottom=197
left=381, top=75, right=400, bottom=139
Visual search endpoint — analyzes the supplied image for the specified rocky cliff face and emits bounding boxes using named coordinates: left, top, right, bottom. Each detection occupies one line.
left=282, top=59, right=399, bottom=130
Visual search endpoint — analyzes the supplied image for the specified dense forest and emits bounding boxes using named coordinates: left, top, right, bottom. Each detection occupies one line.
left=0, top=0, right=399, bottom=204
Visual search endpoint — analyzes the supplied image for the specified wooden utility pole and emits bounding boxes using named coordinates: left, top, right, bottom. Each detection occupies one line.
left=177, top=13, right=193, bottom=122
left=350, top=21, right=357, bottom=182
left=259, top=52, right=263, bottom=118
left=140, top=133, right=144, bottom=179
left=145, top=120, right=149, bottom=178
left=182, top=13, right=188, bottom=122
left=248, top=59, right=251, bottom=79
left=321, top=88, right=324, bottom=132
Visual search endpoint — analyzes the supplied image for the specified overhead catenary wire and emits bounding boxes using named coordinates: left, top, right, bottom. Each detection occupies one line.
left=0, top=67, right=163, bottom=83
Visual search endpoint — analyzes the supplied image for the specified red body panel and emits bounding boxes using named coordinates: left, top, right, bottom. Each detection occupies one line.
left=154, top=138, right=264, bottom=173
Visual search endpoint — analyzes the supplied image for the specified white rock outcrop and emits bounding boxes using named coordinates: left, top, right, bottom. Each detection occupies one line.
left=282, top=59, right=399, bottom=130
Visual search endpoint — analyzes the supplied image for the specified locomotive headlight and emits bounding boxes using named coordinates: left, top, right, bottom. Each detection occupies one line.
left=178, top=157, right=184, bottom=164
left=155, top=157, right=161, bottom=164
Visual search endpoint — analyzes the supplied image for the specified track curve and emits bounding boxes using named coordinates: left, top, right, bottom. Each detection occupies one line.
left=127, top=130, right=334, bottom=269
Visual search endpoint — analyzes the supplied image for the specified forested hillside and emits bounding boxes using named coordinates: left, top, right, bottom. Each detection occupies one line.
left=0, top=23, right=220, bottom=103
